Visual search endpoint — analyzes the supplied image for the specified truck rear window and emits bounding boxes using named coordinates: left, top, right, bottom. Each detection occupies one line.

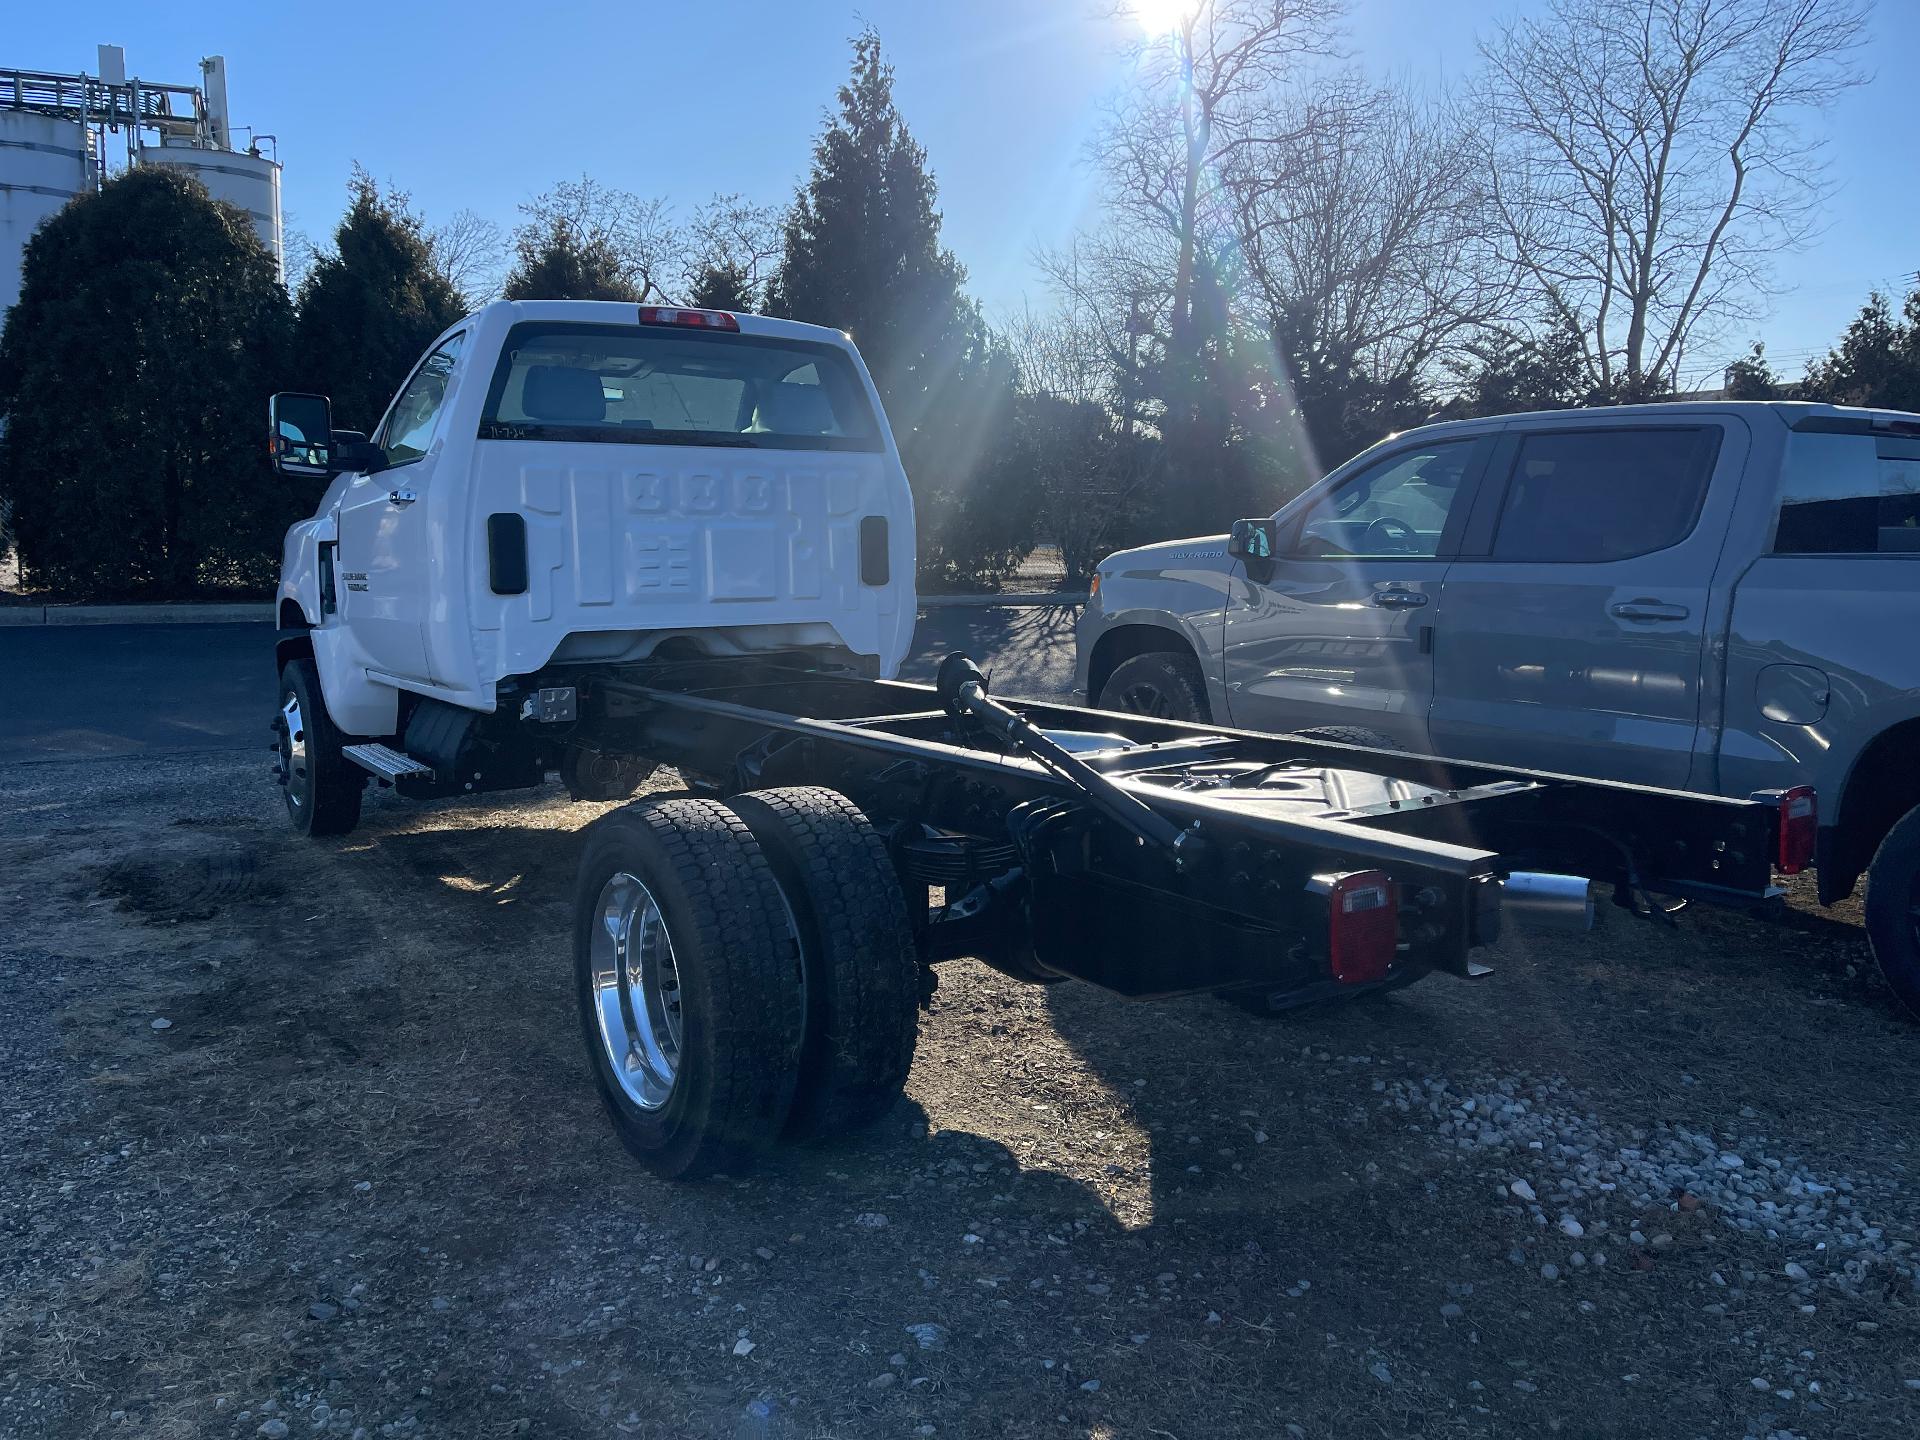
left=477, top=322, right=883, bottom=452
left=1775, top=434, right=1920, bottom=554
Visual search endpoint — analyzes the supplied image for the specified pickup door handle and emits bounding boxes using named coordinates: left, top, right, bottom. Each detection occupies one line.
left=1371, top=588, right=1429, bottom=609
left=1609, top=599, right=1689, bottom=622
left=388, top=487, right=418, bottom=507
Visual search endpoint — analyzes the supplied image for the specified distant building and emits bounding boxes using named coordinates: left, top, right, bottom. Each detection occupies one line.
left=1, top=46, right=282, bottom=319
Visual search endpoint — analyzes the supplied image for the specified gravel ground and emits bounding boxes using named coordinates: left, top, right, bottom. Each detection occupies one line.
left=4, top=749, right=1920, bottom=1440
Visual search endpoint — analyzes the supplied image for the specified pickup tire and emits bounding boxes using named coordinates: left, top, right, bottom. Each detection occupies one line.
left=1287, top=725, right=1407, bottom=751
left=573, top=798, right=804, bottom=1177
left=560, top=746, right=656, bottom=803
left=1864, top=805, right=1920, bottom=1020
left=1098, top=650, right=1210, bottom=723
left=728, top=787, right=920, bottom=1139
left=273, top=657, right=363, bottom=837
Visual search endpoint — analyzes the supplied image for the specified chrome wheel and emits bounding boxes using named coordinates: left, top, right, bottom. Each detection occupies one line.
left=590, top=871, right=684, bottom=1110
left=275, top=690, right=309, bottom=815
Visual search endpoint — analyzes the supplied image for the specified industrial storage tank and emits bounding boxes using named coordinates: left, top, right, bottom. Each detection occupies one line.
left=138, top=138, right=283, bottom=280
left=0, top=106, right=95, bottom=315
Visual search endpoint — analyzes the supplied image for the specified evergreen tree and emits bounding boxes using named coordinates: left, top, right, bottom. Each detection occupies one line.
left=1723, top=342, right=1780, bottom=400
left=502, top=215, right=644, bottom=304
left=292, top=169, right=465, bottom=432
left=1446, top=325, right=1594, bottom=419
left=0, top=167, right=293, bottom=596
left=686, top=260, right=756, bottom=312
left=767, top=29, right=1029, bottom=585
left=1804, top=288, right=1920, bottom=411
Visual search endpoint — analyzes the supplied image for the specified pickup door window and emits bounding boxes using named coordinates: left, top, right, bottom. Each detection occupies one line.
left=1429, top=422, right=1737, bottom=788
left=1220, top=437, right=1486, bottom=748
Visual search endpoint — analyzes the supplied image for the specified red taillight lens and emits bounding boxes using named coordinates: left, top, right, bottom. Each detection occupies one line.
left=1320, top=870, right=1397, bottom=984
left=1776, top=785, right=1817, bottom=875
left=636, top=305, right=739, bottom=332
left=1088, top=572, right=1101, bottom=600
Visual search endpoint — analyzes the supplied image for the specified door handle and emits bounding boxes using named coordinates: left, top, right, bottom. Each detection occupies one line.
left=1609, top=599, right=1689, bottom=622
left=1371, top=588, right=1429, bottom=608
left=388, top=487, right=418, bottom=507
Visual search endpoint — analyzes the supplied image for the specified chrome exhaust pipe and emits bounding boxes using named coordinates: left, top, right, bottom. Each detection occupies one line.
left=1501, top=872, right=1596, bottom=932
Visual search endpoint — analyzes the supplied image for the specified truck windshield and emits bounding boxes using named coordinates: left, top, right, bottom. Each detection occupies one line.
left=477, top=322, right=884, bottom=452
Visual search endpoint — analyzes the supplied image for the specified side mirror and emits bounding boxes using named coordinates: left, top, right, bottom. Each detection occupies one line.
left=270, top=392, right=334, bottom=478
left=1227, top=517, right=1278, bottom=563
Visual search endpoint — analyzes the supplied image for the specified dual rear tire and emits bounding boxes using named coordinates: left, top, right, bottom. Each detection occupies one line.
left=573, top=787, right=920, bottom=1178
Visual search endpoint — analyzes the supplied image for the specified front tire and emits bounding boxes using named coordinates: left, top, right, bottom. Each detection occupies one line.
left=573, top=798, right=804, bottom=1177
left=1097, top=650, right=1211, bottom=723
left=273, top=656, right=363, bottom=837
left=1864, top=805, right=1920, bottom=1020
left=728, top=788, right=921, bottom=1140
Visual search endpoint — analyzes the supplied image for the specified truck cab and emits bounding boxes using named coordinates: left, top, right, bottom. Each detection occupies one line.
left=270, top=301, right=915, bottom=834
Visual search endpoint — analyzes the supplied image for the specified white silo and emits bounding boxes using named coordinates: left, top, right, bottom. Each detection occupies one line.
left=0, top=105, right=95, bottom=317
left=139, top=136, right=284, bottom=280
left=136, top=54, right=283, bottom=280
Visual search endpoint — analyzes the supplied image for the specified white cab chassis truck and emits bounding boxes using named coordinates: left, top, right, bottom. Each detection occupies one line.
left=273, top=301, right=914, bottom=829
left=270, top=303, right=1807, bottom=1178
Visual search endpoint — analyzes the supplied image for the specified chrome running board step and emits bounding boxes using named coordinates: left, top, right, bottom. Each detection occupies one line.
left=342, top=743, right=432, bottom=781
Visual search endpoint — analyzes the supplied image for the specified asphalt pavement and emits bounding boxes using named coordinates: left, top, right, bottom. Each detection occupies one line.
left=0, top=605, right=1083, bottom=765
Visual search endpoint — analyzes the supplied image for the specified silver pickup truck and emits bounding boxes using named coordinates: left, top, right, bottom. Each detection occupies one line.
left=1075, top=401, right=1920, bottom=1014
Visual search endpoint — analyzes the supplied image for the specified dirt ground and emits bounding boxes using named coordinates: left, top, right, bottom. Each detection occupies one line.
left=4, top=750, right=1920, bottom=1440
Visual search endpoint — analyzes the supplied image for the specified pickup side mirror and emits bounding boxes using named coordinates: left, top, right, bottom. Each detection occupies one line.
left=270, top=392, right=335, bottom=478
left=1227, top=517, right=1278, bottom=563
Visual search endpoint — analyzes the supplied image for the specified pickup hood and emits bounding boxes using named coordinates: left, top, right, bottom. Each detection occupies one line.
left=1099, top=535, right=1232, bottom=583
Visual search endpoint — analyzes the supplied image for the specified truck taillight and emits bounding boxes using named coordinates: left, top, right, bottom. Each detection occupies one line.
left=1316, top=870, right=1397, bottom=984
left=636, top=305, right=739, bottom=332
left=1776, top=785, right=1817, bottom=875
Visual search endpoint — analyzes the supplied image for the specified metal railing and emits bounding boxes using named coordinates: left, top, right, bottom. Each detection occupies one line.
left=1, top=67, right=204, bottom=134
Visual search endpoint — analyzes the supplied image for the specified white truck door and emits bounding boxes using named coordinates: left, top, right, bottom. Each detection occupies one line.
left=336, top=334, right=465, bottom=685
left=1221, top=435, right=1487, bottom=750
left=1428, top=419, right=1745, bottom=788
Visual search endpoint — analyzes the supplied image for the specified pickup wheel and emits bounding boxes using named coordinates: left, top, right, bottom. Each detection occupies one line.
left=573, top=798, right=804, bottom=1177
left=728, top=787, right=920, bottom=1140
left=560, top=746, right=657, bottom=803
left=1098, top=650, right=1210, bottom=723
left=273, top=657, right=363, bottom=837
left=1864, top=805, right=1920, bottom=1020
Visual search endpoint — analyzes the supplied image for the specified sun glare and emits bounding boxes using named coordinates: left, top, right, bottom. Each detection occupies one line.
left=1128, top=0, right=1194, bottom=37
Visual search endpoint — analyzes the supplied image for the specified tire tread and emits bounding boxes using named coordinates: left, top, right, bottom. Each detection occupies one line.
left=574, top=797, right=803, bottom=1176
left=728, top=787, right=920, bottom=1138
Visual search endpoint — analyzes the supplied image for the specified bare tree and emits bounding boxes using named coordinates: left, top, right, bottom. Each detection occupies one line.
left=1220, top=73, right=1514, bottom=404
left=430, top=209, right=507, bottom=306
left=1093, top=0, right=1349, bottom=351
left=999, top=301, right=1165, bottom=582
left=682, top=193, right=783, bottom=304
left=281, top=223, right=322, bottom=296
left=1478, top=0, right=1869, bottom=396
left=516, top=177, right=683, bottom=302
left=1034, top=232, right=1176, bottom=434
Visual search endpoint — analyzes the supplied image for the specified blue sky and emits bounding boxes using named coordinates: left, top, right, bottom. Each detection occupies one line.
left=12, top=0, right=1915, bottom=384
